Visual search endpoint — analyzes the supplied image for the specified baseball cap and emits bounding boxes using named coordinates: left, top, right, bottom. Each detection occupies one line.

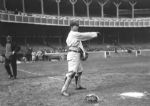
left=70, top=21, right=79, bottom=27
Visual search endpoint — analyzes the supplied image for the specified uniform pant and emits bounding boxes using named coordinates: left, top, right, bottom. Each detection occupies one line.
left=4, top=56, right=17, bottom=78
left=67, top=52, right=83, bottom=73
left=61, top=52, right=83, bottom=93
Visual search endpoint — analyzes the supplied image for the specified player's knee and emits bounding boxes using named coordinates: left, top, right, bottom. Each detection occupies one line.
left=77, top=72, right=82, bottom=76
left=66, top=71, right=76, bottom=79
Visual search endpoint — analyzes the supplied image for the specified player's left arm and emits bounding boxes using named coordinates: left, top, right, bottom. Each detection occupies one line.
left=75, top=32, right=99, bottom=41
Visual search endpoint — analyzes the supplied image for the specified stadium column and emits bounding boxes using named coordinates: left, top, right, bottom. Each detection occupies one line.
left=59, top=37, right=62, bottom=46
left=82, top=0, right=92, bottom=18
left=41, top=0, right=44, bottom=15
left=117, top=31, right=120, bottom=44
left=69, top=0, right=77, bottom=17
left=132, top=30, right=135, bottom=44
left=114, top=1, right=122, bottom=18
left=24, top=36, right=27, bottom=46
left=3, top=0, right=7, bottom=11
left=22, top=0, right=25, bottom=13
left=97, top=0, right=109, bottom=18
left=102, top=31, right=105, bottom=44
left=55, top=0, right=61, bottom=17
left=0, top=22, right=1, bottom=44
left=129, top=0, right=137, bottom=18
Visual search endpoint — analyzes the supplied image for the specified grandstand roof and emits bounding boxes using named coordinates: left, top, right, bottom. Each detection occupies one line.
left=0, top=0, right=150, bottom=17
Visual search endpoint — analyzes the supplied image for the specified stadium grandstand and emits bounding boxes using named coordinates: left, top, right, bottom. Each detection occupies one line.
left=0, top=0, right=150, bottom=54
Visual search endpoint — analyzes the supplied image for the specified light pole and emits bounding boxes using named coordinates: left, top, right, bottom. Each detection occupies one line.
left=55, top=0, right=61, bottom=17
left=69, top=0, right=77, bottom=17
left=82, top=0, right=92, bottom=18
left=129, top=0, right=137, bottom=18
left=97, top=0, right=109, bottom=18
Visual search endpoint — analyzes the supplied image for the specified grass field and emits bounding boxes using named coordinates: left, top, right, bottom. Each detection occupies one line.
left=1, top=52, right=150, bottom=106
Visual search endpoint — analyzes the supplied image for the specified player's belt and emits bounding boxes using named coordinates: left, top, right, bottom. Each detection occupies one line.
left=68, top=49, right=81, bottom=53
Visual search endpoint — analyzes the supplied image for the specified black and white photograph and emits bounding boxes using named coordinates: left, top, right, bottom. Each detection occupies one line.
left=0, top=0, right=150, bottom=106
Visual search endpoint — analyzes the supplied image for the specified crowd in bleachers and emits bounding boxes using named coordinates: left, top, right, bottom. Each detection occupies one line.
left=1, top=42, right=150, bottom=63
left=16, top=44, right=150, bottom=62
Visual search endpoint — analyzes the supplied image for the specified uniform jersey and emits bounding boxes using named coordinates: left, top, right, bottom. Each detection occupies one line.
left=66, top=30, right=97, bottom=72
left=5, top=43, right=12, bottom=59
left=66, top=31, right=97, bottom=50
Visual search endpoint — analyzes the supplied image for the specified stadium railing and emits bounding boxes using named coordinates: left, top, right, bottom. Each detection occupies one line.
left=0, top=11, right=150, bottom=27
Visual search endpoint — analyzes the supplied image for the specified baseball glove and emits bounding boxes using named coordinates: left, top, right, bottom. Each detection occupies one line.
left=84, top=94, right=99, bottom=103
left=80, top=50, right=88, bottom=61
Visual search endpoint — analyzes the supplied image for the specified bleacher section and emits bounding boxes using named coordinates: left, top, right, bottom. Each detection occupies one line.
left=0, top=11, right=150, bottom=27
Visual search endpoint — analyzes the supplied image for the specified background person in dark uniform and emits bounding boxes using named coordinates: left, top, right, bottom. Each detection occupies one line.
left=4, top=36, right=20, bottom=79
left=25, top=44, right=32, bottom=61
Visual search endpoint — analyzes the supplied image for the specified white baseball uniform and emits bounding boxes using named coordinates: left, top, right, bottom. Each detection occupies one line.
left=61, top=30, right=97, bottom=95
left=66, top=30, right=97, bottom=74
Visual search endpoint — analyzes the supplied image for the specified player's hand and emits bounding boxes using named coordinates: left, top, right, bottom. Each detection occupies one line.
left=96, top=32, right=101, bottom=36
left=12, top=51, right=15, bottom=55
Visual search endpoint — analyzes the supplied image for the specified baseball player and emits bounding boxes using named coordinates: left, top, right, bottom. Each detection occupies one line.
left=61, top=21, right=99, bottom=96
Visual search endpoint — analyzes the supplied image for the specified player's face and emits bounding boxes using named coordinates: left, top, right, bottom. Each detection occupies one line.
left=72, top=25, right=79, bottom=31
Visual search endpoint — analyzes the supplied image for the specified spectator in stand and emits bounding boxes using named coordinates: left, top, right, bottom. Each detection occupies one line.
left=25, top=44, right=32, bottom=61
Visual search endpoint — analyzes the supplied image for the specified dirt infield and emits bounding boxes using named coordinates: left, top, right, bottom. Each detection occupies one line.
left=1, top=53, right=150, bottom=106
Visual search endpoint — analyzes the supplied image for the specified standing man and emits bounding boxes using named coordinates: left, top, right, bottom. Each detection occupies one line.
left=4, top=36, right=20, bottom=79
left=61, top=21, right=99, bottom=96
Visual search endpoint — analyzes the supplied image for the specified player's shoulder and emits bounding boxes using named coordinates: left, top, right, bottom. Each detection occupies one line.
left=69, top=31, right=79, bottom=36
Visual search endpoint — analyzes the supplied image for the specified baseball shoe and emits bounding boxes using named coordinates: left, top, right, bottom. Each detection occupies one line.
left=8, top=75, right=13, bottom=79
left=13, top=76, right=17, bottom=79
left=75, top=86, right=86, bottom=90
left=61, top=91, right=70, bottom=97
